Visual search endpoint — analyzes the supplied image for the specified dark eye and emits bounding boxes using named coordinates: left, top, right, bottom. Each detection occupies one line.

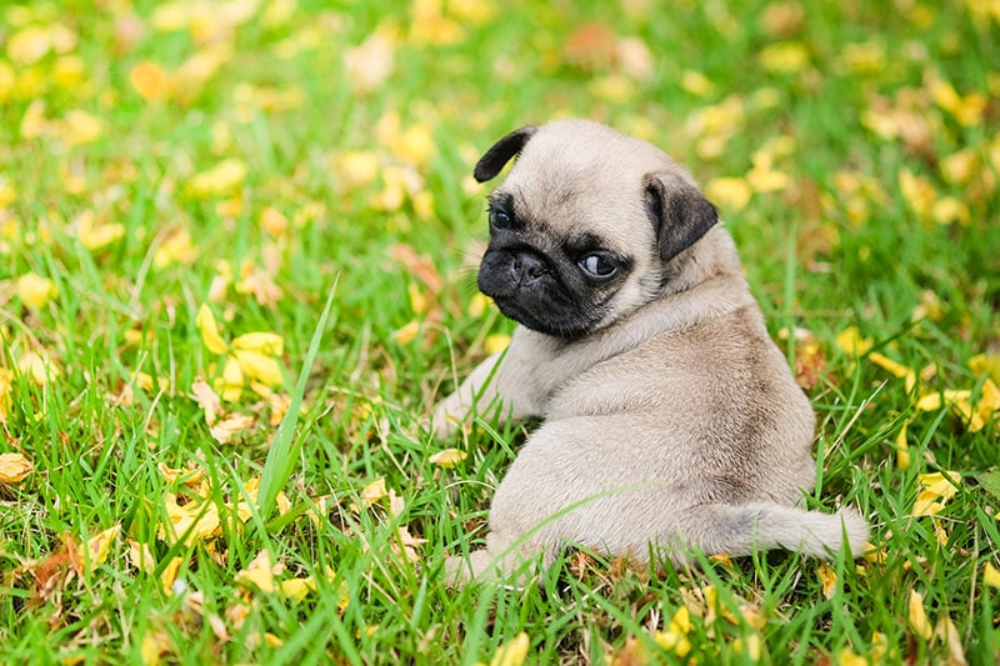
left=579, top=253, right=618, bottom=279
left=489, top=208, right=512, bottom=231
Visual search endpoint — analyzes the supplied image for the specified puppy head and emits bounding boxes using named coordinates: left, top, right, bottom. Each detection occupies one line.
left=473, top=119, right=718, bottom=338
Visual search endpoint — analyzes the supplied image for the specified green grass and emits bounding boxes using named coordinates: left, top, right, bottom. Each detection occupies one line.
left=1, top=0, right=999, bottom=663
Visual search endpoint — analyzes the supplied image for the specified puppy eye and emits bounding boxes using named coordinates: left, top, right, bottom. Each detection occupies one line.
left=489, top=208, right=512, bottom=231
left=579, top=253, right=618, bottom=279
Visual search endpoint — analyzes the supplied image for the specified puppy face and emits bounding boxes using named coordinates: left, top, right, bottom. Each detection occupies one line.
left=474, top=120, right=719, bottom=339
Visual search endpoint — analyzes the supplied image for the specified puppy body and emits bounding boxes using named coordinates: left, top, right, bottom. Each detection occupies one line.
left=435, top=120, right=869, bottom=582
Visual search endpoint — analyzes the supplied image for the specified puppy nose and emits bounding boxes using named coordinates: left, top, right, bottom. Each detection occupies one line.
left=512, top=252, right=548, bottom=283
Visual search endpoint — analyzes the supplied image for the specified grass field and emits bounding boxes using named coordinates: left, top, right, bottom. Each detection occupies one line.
left=2, top=0, right=999, bottom=663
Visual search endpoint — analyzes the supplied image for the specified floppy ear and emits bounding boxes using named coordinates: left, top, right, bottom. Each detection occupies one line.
left=644, top=173, right=719, bottom=262
left=473, top=125, right=538, bottom=183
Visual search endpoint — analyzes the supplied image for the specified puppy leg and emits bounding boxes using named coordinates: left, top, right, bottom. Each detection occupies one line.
left=432, top=328, right=560, bottom=438
left=444, top=531, right=549, bottom=586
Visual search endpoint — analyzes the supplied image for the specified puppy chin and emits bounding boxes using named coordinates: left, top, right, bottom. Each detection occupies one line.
left=492, top=297, right=593, bottom=339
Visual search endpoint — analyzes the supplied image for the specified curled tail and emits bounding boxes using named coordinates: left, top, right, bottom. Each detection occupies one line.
left=674, top=502, right=870, bottom=559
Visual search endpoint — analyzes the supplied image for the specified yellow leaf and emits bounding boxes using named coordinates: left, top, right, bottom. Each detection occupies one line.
left=7, top=25, right=53, bottom=65
left=912, top=471, right=961, bottom=517
left=908, top=590, right=933, bottom=640
left=17, top=272, right=58, bottom=309
left=17, top=351, right=60, bottom=386
left=209, top=412, right=255, bottom=445
left=0, top=452, right=33, bottom=484
left=130, top=60, right=172, bottom=102
left=235, top=550, right=277, bottom=593
left=57, top=109, right=102, bottom=147
left=896, top=420, right=910, bottom=470
left=392, top=320, right=420, bottom=345
left=231, top=332, right=284, bottom=356
left=360, top=478, right=388, bottom=507
left=429, top=448, right=467, bottom=468
left=279, top=577, right=317, bottom=602
left=153, top=228, right=199, bottom=268
left=333, top=150, right=381, bottom=189
left=232, top=349, right=283, bottom=386
left=940, top=148, right=979, bottom=185
left=654, top=628, right=692, bottom=658
left=188, top=158, right=247, bottom=198
left=75, top=211, right=124, bottom=251
left=983, top=562, right=1000, bottom=588
left=141, top=631, right=171, bottom=666
left=868, top=352, right=911, bottom=379
left=217, top=357, right=244, bottom=402
left=835, top=326, right=872, bottom=356
left=758, top=41, right=809, bottom=74
left=77, top=525, right=121, bottom=573
left=128, top=539, right=157, bottom=574
left=933, top=615, right=968, bottom=666
left=344, top=31, right=395, bottom=95
left=196, top=305, right=229, bottom=354
left=817, top=562, right=837, bottom=599
left=836, top=648, right=868, bottom=666
left=681, top=69, right=715, bottom=96
left=191, top=379, right=222, bottom=426
left=160, top=556, right=183, bottom=595
left=489, top=632, right=529, bottom=666
left=259, top=207, right=289, bottom=239
left=732, top=633, right=763, bottom=662
left=868, top=351, right=917, bottom=392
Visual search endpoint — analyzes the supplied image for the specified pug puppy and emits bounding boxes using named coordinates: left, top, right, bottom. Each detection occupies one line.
left=434, top=119, right=869, bottom=583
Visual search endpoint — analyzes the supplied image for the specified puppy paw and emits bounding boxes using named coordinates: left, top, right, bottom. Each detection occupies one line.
left=431, top=393, right=469, bottom=439
left=836, top=507, right=872, bottom=558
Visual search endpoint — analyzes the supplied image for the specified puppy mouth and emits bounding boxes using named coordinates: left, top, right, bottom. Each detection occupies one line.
left=478, top=248, right=608, bottom=339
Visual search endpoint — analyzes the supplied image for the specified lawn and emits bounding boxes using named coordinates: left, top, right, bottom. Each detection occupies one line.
left=1, top=0, right=999, bottom=663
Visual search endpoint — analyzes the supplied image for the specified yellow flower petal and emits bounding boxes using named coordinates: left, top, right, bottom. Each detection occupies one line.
left=128, top=539, right=157, bottom=574
left=360, top=478, right=388, bottom=507
left=983, top=562, right=1000, bottom=588
left=232, top=349, right=283, bottom=386
left=896, top=420, right=910, bottom=470
left=217, top=357, right=244, bottom=402
left=196, top=305, right=229, bottom=354
left=231, top=332, right=284, bottom=356
left=188, top=158, right=247, bottom=198
left=759, top=41, right=809, bottom=74
left=868, top=352, right=911, bottom=379
left=17, top=272, right=58, bottom=309
left=279, top=577, right=317, bottom=602
left=235, top=550, right=277, bottom=593
left=908, top=590, right=933, bottom=641
left=429, top=448, right=467, bottom=468
left=835, top=326, right=872, bottom=356
left=489, top=632, right=529, bottom=666
left=0, top=452, right=33, bottom=484
left=130, top=60, right=172, bottom=102
left=817, top=562, right=837, bottom=599
left=161, top=556, right=183, bottom=595
left=77, top=525, right=121, bottom=573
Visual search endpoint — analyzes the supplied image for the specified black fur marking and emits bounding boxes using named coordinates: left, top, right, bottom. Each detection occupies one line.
left=644, top=174, right=719, bottom=262
left=474, top=126, right=538, bottom=183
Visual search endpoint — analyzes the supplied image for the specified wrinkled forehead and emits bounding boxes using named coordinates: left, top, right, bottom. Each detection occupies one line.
left=493, top=148, right=653, bottom=246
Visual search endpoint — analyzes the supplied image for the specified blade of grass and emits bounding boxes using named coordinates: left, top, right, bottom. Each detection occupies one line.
left=257, top=278, right=339, bottom=519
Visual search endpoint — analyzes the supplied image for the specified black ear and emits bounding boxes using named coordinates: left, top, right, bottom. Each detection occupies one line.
left=473, top=126, right=538, bottom=183
left=644, top=173, right=719, bottom=262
